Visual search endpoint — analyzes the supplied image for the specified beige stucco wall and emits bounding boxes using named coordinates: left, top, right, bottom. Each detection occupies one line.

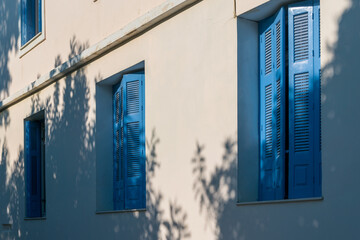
left=1, top=0, right=360, bottom=239
left=5, top=0, right=166, bottom=100
left=1, top=0, right=236, bottom=239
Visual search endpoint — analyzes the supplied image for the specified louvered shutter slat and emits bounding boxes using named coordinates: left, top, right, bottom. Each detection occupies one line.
left=113, top=84, right=125, bottom=210
left=259, top=8, right=286, bottom=201
left=288, top=0, right=320, bottom=198
left=123, top=74, right=145, bottom=209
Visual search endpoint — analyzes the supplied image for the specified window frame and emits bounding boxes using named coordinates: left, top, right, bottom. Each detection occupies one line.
left=236, top=0, right=322, bottom=204
left=20, top=0, right=46, bottom=57
left=258, top=0, right=321, bottom=201
left=24, top=110, right=46, bottom=219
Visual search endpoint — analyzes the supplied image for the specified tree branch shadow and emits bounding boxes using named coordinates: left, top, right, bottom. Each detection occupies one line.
left=191, top=136, right=238, bottom=239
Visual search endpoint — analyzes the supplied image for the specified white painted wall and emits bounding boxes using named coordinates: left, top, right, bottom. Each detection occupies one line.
left=0, top=0, right=359, bottom=239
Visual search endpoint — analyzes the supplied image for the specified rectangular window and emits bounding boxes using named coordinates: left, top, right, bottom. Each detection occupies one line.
left=25, top=114, right=46, bottom=218
left=259, top=0, right=321, bottom=201
left=113, top=73, right=146, bottom=210
left=21, top=0, right=42, bottom=46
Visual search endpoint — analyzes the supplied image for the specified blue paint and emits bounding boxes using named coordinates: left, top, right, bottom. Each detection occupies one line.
left=313, top=0, right=322, bottom=197
left=25, top=120, right=42, bottom=217
left=288, top=0, right=321, bottom=198
left=21, top=0, right=42, bottom=46
left=113, top=73, right=145, bottom=210
left=259, top=7, right=286, bottom=201
left=259, top=0, right=321, bottom=200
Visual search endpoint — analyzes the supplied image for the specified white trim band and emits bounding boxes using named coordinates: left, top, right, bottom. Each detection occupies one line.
left=0, top=0, right=202, bottom=111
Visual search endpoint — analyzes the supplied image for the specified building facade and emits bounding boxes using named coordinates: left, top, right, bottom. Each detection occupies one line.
left=0, top=0, right=359, bottom=239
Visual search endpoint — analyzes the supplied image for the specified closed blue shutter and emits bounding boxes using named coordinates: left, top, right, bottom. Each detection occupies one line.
left=288, top=0, right=321, bottom=198
left=37, top=0, right=42, bottom=33
left=313, top=0, right=321, bottom=197
left=21, top=0, right=41, bottom=45
left=21, top=0, right=27, bottom=45
left=113, top=83, right=125, bottom=210
left=26, top=0, right=36, bottom=42
left=25, top=121, right=42, bottom=217
left=123, top=74, right=145, bottom=209
left=114, top=73, right=145, bottom=210
left=259, top=8, right=286, bottom=201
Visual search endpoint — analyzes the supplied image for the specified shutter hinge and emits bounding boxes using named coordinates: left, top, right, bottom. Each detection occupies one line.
left=312, top=13, right=314, bottom=19
left=312, top=50, right=314, bottom=57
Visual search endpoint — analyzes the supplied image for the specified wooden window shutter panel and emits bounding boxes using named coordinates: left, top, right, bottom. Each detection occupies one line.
left=259, top=7, right=286, bottom=201
left=37, top=0, right=42, bottom=33
left=313, top=0, right=322, bottom=197
left=288, top=0, right=321, bottom=198
left=25, top=121, right=42, bottom=217
left=26, top=0, right=36, bottom=41
left=113, top=83, right=125, bottom=210
left=123, top=74, right=145, bottom=209
left=21, top=0, right=27, bottom=45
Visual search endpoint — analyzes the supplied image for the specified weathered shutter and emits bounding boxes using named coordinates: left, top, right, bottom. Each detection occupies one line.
left=288, top=0, right=321, bottom=198
left=113, top=83, right=125, bottom=210
left=259, top=8, right=286, bottom=201
left=123, top=74, right=145, bottom=209
left=25, top=121, right=42, bottom=217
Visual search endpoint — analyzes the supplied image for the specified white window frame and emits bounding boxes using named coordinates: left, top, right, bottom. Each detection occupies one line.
left=19, top=0, right=46, bottom=57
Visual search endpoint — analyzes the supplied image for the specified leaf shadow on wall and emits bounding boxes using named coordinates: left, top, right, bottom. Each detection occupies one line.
left=1, top=35, right=191, bottom=239
left=108, top=128, right=191, bottom=240
left=191, top=137, right=239, bottom=240
left=0, top=0, right=19, bottom=100
left=191, top=0, right=360, bottom=239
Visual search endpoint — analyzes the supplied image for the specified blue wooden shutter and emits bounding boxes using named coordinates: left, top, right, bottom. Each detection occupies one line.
left=288, top=0, right=321, bottom=198
left=21, top=0, right=27, bottom=45
left=313, top=0, right=321, bottom=197
left=26, top=0, right=36, bottom=41
left=25, top=121, right=42, bottom=217
left=259, top=8, right=286, bottom=201
left=123, top=74, right=145, bottom=209
left=37, top=0, right=42, bottom=33
left=113, top=83, right=125, bottom=210
left=21, top=0, right=40, bottom=45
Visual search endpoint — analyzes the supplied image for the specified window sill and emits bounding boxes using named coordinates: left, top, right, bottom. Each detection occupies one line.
left=24, top=217, right=46, bottom=221
left=95, top=208, right=146, bottom=214
left=236, top=197, right=324, bottom=206
left=19, top=31, right=46, bottom=58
